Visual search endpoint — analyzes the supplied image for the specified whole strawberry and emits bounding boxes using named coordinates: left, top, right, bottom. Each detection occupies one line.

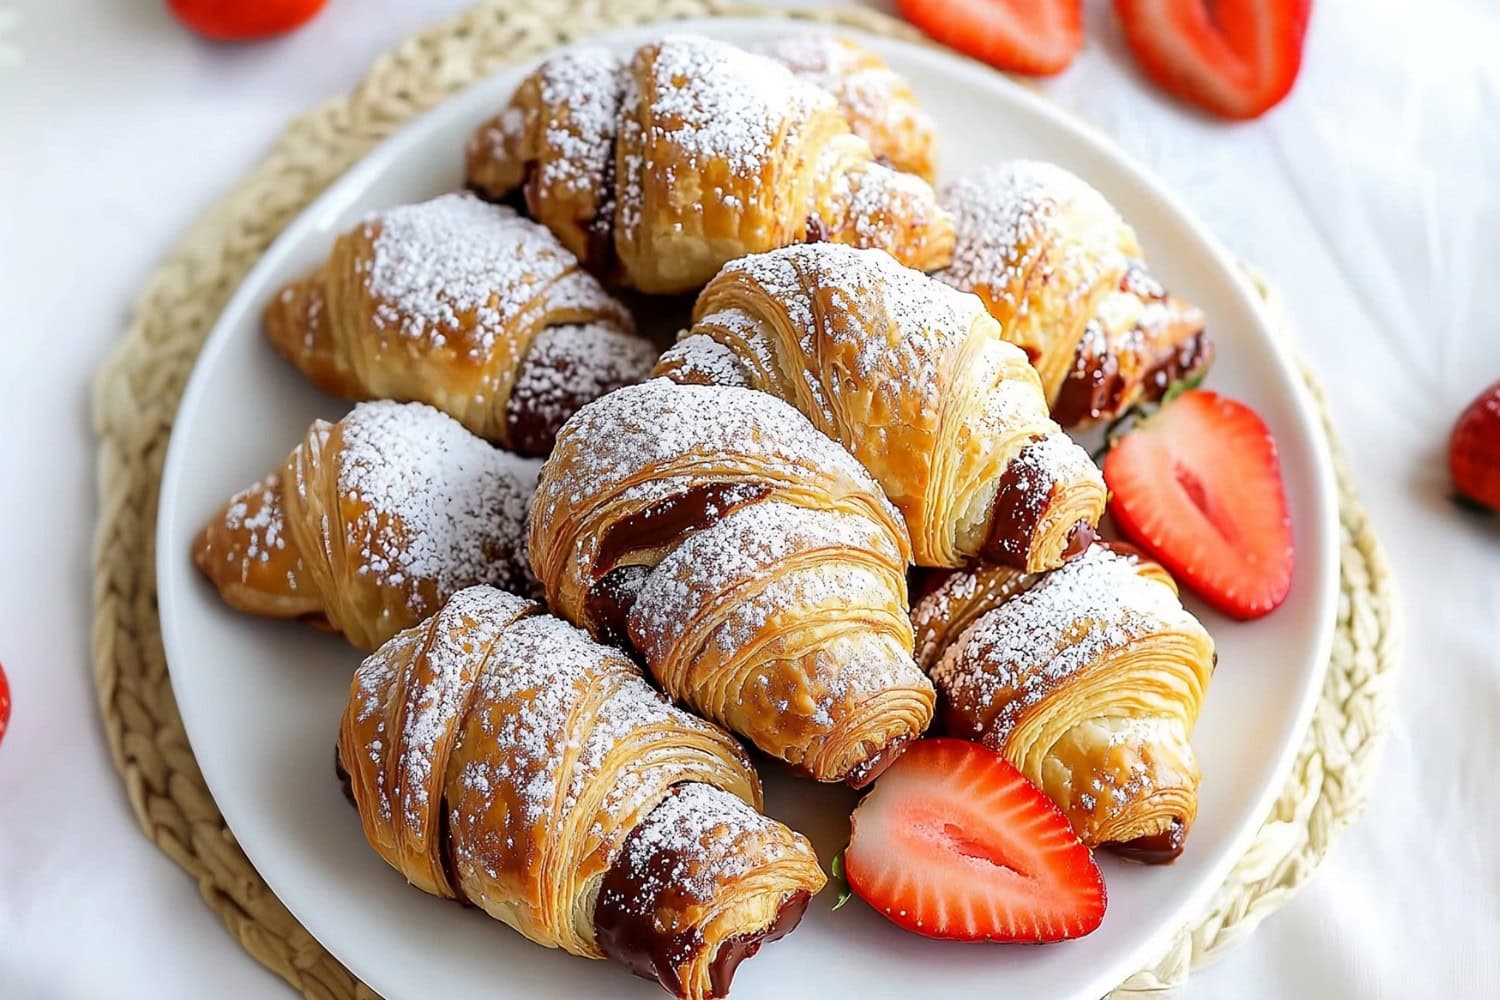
left=1451, top=380, right=1500, bottom=513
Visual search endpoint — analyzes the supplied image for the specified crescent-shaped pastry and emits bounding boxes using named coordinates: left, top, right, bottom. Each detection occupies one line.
left=937, top=161, right=1212, bottom=427
left=339, top=585, right=825, bottom=998
left=657, top=243, right=1107, bottom=572
left=466, top=35, right=953, bottom=293
left=530, top=377, right=935, bottom=785
left=264, top=193, right=655, bottom=456
left=912, top=544, right=1216, bottom=861
left=192, top=400, right=536, bottom=650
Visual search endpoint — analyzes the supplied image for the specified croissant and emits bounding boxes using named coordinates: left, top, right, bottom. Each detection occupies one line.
left=911, top=543, right=1215, bottom=861
left=530, top=377, right=935, bottom=785
left=264, top=193, right=655, bottom=456
left=192, top=400, right=536, bottom=650
left=465, top=35, right=953, bottom=294
left=937, top=161, right=1212, bottom=427
left=655, top=243, right=1107, bottom=572
left=339, top=585, right=825, bottom=999
left=756, top=34, right=938, bottom=181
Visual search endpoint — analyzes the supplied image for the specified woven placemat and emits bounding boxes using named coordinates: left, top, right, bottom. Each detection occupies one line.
left=89, top=2, right=1400, bottom=997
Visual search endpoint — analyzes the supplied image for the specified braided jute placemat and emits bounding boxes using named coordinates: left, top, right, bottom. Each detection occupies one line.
left=89, top=1, right=1400, bottom=997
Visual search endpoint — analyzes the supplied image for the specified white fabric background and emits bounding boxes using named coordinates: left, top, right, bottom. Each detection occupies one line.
left=2, top=0, right=1497, bottom=996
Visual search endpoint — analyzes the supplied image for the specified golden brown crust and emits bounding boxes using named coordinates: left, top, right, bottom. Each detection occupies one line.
left=263, top=193, right=649, bottom=456
left=466, top=36, right=953, bottom=294
left=937, top=161, right=1211, bottom=427
left=529, top=378, right=934, bottom=783
left=338, top=587, right=824, bottom=998
left=666, top=243, right=1106, bottom=572
left=192, top=401, right=537, bottom=650
left=914, top=546, right=1215, bottom=855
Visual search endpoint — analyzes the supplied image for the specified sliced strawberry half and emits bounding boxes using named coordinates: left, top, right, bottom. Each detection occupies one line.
left=1113, top=0, right=1312, bottom=120
left=843, top=738, right=1105, bottom=942
left=1450, top=379, right=1500, bottom=513
left=1104, top=388, right=1294, bottom=619
left=897, top=0, right=1083, bottom=77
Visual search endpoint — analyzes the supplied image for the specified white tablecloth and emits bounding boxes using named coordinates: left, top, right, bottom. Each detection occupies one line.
left=3, top=0, right=1497, bottom=996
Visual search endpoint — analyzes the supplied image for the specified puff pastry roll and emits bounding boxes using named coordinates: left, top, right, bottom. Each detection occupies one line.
left=339, top=586, right=825, bottom=998
left=912, top=544, right=1215, bottom=861
left=264, top=193, right=654, bottom=456
left=192, top=401, right=536, bottom=650
left=530, top=378, right=935, bottom=785
left=756, top=34, right=938, bottom=181
left=466, top=35, right=953, bottom=294
left=658, top=243, right=1106, bottom=572
left=937, top=161, right=1212, bottom=427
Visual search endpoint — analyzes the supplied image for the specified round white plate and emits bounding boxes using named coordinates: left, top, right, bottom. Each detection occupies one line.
left=158, top=18, right=1339, bottom=1000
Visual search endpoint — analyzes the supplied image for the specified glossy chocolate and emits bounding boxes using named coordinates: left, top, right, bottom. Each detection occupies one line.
left=1061, top=519, right=1096, bottom=561
left=585, top=563, right=652, bottom=648
left=803, top=213, right=830, bottom=244
left=1106, top=817, right=1186, bottom=865
left=596, top=797, right=811, bottom=997
left=980, top=436, right=1050, bottom=568
left=595, top=481, right=773, bottom=571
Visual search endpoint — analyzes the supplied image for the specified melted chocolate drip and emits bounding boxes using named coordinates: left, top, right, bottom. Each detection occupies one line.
left=1105, top=817, right=1186, bottom=865
left=595, top=482, right=773, bottom=571
left=803, top=214, right=829, bottom=244
left=596, top=791, right=811, bottom=997
left=981, top=436, right=1051, bottom=568
left=585, top=563, right=652, bottom=648
left=1061, top=519, right=1096, bottom=561
left=1052, top=335, right=1126, bottom=428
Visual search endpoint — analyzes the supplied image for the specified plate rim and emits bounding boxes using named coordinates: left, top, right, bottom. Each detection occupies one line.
left=155, top=16, right=1341, bottom=1000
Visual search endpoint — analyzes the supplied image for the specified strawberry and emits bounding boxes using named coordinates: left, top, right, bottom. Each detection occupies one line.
left=897, top=0, right=1083, bottom=77
left=843, top=739, right=1105, bottom=942
left=0, top=661, right=9, bottom=748
left=1113, top=0, right=1312, bottom=120
left=1104, top=388, right=1293, bottom=619
left=167, top=0, right=328, bottom=42
left=1451, top=380, right=1500, bottom=513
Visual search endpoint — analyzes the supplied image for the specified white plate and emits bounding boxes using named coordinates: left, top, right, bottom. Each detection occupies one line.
left=157, top=18, right=1339, bottom=1000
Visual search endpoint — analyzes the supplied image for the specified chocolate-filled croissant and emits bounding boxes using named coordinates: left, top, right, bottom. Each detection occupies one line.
left=264, top=193, right=655, bottom=456
left=657, top=243, right=1106, bottom=572
left=466, top=34, right=952, bottom=294
left=192, top=400, right=536, bottom=650
left=339, top=586, right=826, bottom=998
left=937, top=161, right=1212, bottom=427
left=530, top=377, right=935, bottom=785
left=912, top=544, right=1215, bottom=861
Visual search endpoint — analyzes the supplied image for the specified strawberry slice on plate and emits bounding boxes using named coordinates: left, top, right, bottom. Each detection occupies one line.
left=1113, top=0, right=1312, bottom=120
left=897, top=0, right=1083, bottom=77
left=1450, top=379, right=1500, bottom=513
left=1104, top=388, right=1294, bottom=619
left=843, top=738, right=1106, bottom=942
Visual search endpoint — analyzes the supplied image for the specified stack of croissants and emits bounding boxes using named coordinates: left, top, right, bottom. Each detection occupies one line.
left=193, top=33, right=1219, bottom=1000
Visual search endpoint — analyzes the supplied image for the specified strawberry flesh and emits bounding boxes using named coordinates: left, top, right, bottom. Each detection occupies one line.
left=1104, top=389, right=1294, bottom=619
left=844, top=739, right=1106, bottom=942
left=897, top=0, right=1083, bottom=77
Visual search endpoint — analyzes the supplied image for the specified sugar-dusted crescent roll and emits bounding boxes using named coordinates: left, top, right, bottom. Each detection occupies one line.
left=530, top=378, right=935, bottom=785
left=264, top=193, right=655, bottom=456
left=756, top=34, right=938, bottom=181
left=912, top=544, right=1216, bottom=861
left=466, top=35, right=953, bottom=294
left=192, top=401, right=536, bottom=650
left=657, top=243, right=1106, bottom=572
left=339, top=586, right=825, bottom=998
left=937, top=161, right=1212, bottom=427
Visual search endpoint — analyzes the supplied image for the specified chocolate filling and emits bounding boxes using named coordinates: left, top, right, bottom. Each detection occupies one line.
left=981, top=436, right=1051, bottom=568
left=585, top=563, right=652, bottom=648
left=1061, top=519, right=1096, bottom=561
left=596, top=794, right=811, bottom=997
left=595, top=482, right=773, bottom=571
left=803, top=213, right=829, bottom=244
left=1104, top=816, right=1186, bottom=865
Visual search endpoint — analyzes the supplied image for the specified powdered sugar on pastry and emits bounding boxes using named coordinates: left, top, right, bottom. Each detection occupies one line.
left=331, top=401, right=539, bottom=603
left=932, top=546, right=1195, bottom=746
left=655, top=333, right=752, bottom=387
left=363, top=194, right=621, bottom=359
left=509, top=322, right=657, bottom=434
left=533, top=46, right=624, bottom=197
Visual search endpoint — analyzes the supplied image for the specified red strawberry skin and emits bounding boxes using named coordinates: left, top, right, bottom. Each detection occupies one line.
left=168, top=0, right=328, bottom=42
left=844, top=738, right=1106, bottom=942
left=1113, top=0, right=1312, bottom=120
left=897, top=0, right=1083, bottom=77
left=1104, top=389, right=1294, bottom=619
left=0, top=661, right=9, bottom=748
left=1451, top=380, right=1500, bottom=512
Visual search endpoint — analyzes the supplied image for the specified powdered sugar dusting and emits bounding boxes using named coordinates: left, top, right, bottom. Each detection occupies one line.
left=655, top=333, right=751, bottom=387
left=331, top=401, right=538, bottom=605
left=509, top=322, right=657, bottom=433
left=531, top=47, right=624, bottom=198
left=932, top=547, right=1195, bottom=746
